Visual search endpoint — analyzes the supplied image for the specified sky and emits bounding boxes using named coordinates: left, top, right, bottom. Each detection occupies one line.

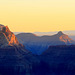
left=0, top=0, right=75, bottom=32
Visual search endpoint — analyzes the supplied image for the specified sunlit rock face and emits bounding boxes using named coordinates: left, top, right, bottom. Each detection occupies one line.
left=57, top=31, right=74, bottom=44
left=0, top=24, right=19, bottom=47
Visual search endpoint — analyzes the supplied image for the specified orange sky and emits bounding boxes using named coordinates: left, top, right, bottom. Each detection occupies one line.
left=0, top=0, right=75, bottom=32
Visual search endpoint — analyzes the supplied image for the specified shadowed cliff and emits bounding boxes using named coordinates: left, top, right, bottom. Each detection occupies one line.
left=16, top=31, right=75, bottom=55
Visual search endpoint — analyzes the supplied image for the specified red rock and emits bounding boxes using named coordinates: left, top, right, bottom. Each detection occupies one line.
left=0, top=25, right=20, bottom=47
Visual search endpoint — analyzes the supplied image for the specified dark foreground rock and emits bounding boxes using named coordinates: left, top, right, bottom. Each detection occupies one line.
left=0, top=46, right=40, bottom=75
left=1, top=45, right=75, bottom=75
left=40, top=45, right=75, bottom=75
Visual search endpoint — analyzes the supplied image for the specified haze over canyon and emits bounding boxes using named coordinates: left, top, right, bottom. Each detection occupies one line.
left=0, top=24, right=75, bottom=75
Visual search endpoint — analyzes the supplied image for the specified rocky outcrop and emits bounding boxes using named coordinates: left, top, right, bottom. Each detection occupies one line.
left=56, top=31, right=74, bottom=44
left=0, top=24, right=19, bottom=47
left=0, top=24, right=40, bottom=75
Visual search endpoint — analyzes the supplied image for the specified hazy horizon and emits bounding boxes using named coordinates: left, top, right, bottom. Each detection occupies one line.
left=14, top=30, right=75, bottom=36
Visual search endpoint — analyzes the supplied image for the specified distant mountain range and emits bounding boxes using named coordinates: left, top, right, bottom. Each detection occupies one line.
left=16, top=31, right=75, bottom=55
left=14, top=31, right=75, bottom=41
left=14, top=30, right=75, bottom=36
left=0, top=24, right=75, bottom=75
left=34, top=30, right=75, bottom=36
left=34, top=31, right=75, bottom=40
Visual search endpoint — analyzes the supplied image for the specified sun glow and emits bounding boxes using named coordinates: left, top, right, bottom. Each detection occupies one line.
left=0, top=0, right=75, bottom=32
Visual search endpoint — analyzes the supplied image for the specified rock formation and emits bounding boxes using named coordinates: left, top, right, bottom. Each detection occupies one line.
left=0, top=24, right=19, bottom=47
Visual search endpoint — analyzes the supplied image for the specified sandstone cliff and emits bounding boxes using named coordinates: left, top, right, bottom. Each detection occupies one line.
left=0, top=24, right=19, bottom=47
